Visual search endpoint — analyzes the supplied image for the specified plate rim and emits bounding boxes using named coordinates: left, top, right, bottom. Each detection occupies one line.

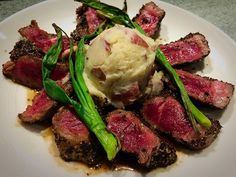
left=0, top=1, right=235, bottom=177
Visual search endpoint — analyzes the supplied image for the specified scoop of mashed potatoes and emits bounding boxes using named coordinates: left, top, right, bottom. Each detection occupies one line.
left=84, top=25, right=156, bottom=107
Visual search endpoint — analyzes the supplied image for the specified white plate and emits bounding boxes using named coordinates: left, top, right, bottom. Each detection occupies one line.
left=0, top=0, right=235, bottom=177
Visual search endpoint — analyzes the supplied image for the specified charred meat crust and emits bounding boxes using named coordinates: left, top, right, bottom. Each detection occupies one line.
left=149, top=141, right=177, bottom=168
left=52, top=107, right=103, bottom=166
left=182, top=120, right=222, bottom=150
left=159, top=32, right=210, bottom=66
left=53, top=131, right=102, bottom=166
left=132, top=1, right=165, bottom=39
left=9, top=40, right=44, bottom=60
left=71, top=6, right=89, bottom=41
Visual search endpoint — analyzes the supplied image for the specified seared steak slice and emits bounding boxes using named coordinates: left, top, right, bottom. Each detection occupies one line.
left=71, top=6, right=104, bottom=41
left=52, top=106, right=102, bottom=166
left=19, top=20, right=70, bottom=53
left=2, top=55, right=68, bottom=90
left=133, top=2, right=165, bottom=38
left=176, top=70, right=234, bottom=109
left=159, top=33, right=210, bottom=65
left=9, top=40, right=44, bottom=61
left=142, top=96, right=222, bottom=150
left=107, top=109, right=177, bottom=169
left=20, top=90, right=57, bottom=123
left=19, top=75, right=72, bottom=123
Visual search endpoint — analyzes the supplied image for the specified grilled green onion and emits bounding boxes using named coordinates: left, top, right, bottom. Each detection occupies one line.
left=42, top=25, right=119, bottom=160
left=69, top=37, right=119, bottom=160
left=155, top=48, right=212, bottom=128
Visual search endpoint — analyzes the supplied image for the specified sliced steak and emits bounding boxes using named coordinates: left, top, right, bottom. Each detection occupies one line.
left=142, top=96, right=222, bottom=150
left=71, top=5, right=104, bottom=41
left=2, top=55, right=68, bottom=90
left=19, top=90, right=57, bottom=123
left=106, top=109, right=177, bottom=169
left=159, top=33, right=210, bottom=65
left=19, top=20, right=70, bottom=53
left=133, top=2, right=165, bottom=38
left=19, top=75, right=72, bottom=123
left=177, top=70, right=234, bottom=109
left=52, top=106, right=102, bottom=166
left=9, top=40, right=44, bottom=61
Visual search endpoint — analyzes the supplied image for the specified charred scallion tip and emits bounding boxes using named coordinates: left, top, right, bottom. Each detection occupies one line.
left=155, top=48, right=212, bottom=128
left=122, top=0, right=128, bottom=12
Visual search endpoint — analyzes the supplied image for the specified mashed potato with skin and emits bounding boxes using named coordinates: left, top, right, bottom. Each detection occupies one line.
left=84, top=25, right=157, bottom=107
